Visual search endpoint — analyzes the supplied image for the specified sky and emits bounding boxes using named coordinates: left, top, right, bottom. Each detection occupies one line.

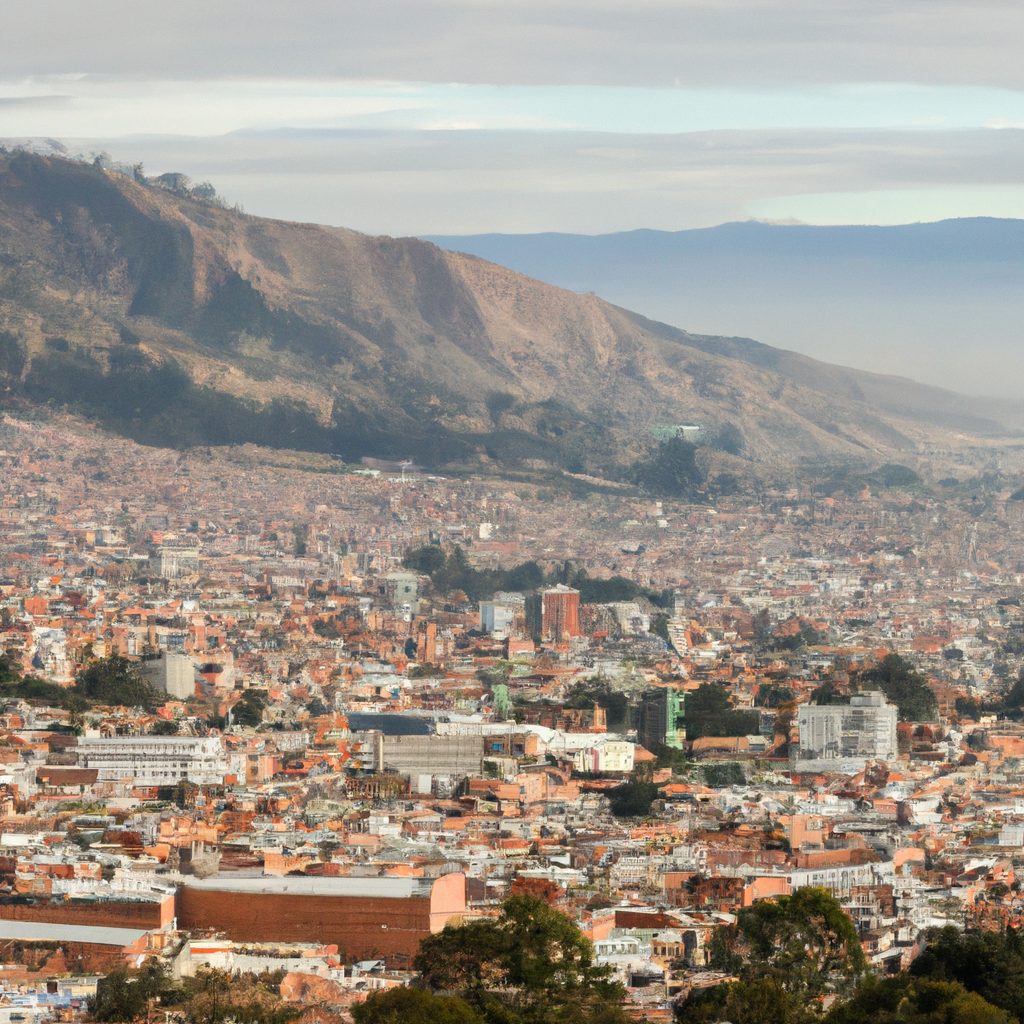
left=2, top=0, right=1024, bottom=234
left=2, top=1, right=1024, bottom=392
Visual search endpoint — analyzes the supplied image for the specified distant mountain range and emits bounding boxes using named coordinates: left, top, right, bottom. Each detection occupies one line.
left=0, top=152, right=1021, bottom=483
left=423, top=219, right=1024, bottom=400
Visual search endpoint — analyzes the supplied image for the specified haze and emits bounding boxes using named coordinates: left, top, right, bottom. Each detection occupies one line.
left=3, top=0, right=1024, bottom=394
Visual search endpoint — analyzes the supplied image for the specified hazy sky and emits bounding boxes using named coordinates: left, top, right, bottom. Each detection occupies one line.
left=3, top=2, right=1024, bottom=393
left=2, top=0, right=1023, bottom=233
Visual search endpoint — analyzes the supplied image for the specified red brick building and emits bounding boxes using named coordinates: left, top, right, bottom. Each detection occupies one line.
left=176, top=873, right=466, bottom=964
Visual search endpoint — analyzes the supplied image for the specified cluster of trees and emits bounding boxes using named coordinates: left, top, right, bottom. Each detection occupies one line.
left=401, top=546, right=672, bottom=612
left=684, top=903, right=1024, bottom=1024
left=0, top=650, right=158, bottom=714
left=75, top=655, right=159, bottom=711
left=684, top=682, right=760, bottom=739
left=808, top=655, right=938, bottom=722
left=681, top=888, right=866, bottom=1024
left=93, top=962, right=295, bottom=1024
left=633, top=437, right=705, bottom=498
left=356, top=895, right=628, bottom=1024
left=958, top=670, right=1024, bottom=722
left=855, top=654, right=938, bottom=721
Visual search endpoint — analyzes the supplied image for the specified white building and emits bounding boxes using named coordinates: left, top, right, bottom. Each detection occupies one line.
left=479, top=602, right=519, bottom=634
left=77, top=736, right=228, bottom=786
left=573, top=741, right=635, bottom=774
left=139, top=652, right=196, bottom=700
left=796, top=692, right=898, bottom=768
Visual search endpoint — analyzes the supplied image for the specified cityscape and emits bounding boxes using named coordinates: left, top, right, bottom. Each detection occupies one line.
left=0, top=410, right=1023, bottom=1021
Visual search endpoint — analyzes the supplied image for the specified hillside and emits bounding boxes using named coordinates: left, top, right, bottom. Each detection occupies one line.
left=424, top=220, right=1024, bottom=403
left=0, top=151, right=1018, bottom=479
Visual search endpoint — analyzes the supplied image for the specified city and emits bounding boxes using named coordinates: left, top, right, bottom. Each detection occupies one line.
left=1, top=410, right=1024, bottom=1021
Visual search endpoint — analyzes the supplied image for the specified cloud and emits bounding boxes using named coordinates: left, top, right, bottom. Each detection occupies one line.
left=27, top=126, right=1024, bottom=236
left=4, top=1, right=1024, bottom=88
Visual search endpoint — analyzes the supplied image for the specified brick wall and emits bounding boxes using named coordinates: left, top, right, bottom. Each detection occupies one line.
left=176, top=887, right=434, bottom=963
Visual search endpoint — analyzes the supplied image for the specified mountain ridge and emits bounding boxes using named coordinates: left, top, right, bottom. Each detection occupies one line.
left=423, top=219, right=1024, bottom=403
left=0, top=151, right=1018, bottom=482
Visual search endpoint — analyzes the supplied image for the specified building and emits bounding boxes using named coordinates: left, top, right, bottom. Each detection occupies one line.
left=376, top=733, right=483, bottom=778
left=138, top=652, right=196, bottom=699
left=796, top=692, right=899, bottom=767
left=0, top=920, right=150, bottom=971
left=176, top=873, right=467, bottom=963
left=638, top=688, right=685, bottom=753
left=479, top=602, right=519, bottom=634
left=526, top=585, right=581, bottom=641
left=76, top=736, right=229, bottom=786
left=573, top=741, right=635, bottom=774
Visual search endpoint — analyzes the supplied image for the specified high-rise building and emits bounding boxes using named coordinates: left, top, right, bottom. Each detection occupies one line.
left=796, top=692, right=898, bottom=766
left=527, top=585, right=581, bottom=641
left=637, top=688, right=685, bottom=753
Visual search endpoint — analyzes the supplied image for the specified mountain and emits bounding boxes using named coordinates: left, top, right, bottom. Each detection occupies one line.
left=423, top=220, right=1024, bottom=401
left=0, top=151, right=1019, bottom=481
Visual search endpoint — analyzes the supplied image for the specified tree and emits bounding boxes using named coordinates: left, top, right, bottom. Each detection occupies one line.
left=634, top=437, right=703, bottom=498
left=607, top=779, right=660, bottom=818
left=856, top=654, right=937, bottom=721
left=677, top=978, right=800, bottom=1024
left=810, top=679, right=849, bottom=705
left=824, top=976, right=1014, bottom=1024
left=685, top=682, right=760, bottom=739
left=92, top=962, right=170, bottom=1022
left=231, top=689, right=268, bottom=727
left=353, top=988, right=482, bottom=1024
left=415, top=895, right=627, bottom=1023
left=909, top=925, right=1024, bottom=1019
left=1002, top=672, right=1024, bottom=718
left=737, top=887, right=865, bottom=995
left=74, top=655, right=156, bottom=710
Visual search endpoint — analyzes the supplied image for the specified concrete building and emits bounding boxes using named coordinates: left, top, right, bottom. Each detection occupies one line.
left=638, top=688, right=685, bottom=753
left=479, top=601, right=519, bottom=634
left=573, top=741, right=635, bottom=774
left=795, top=692, right=899, bottom=768
left=138, top=652, right=196, bottom=699
left=76, top=736, right=228, bottom=786
left=376, top=733, right=483, bottom=778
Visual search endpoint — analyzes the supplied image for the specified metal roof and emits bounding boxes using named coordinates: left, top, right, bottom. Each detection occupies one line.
left=0, top=921, right=148, bottom=946
left=184, top=875, right=436, bottom=899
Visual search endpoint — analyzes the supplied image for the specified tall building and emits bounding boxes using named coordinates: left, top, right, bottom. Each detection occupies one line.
left=138, top=652, right=196, bottom=700
left=638, top=688, right=685, bottom=753
left=479, top=602, right=519, bottom=634
left=526, top=585, right=581, bottom=641
left=796, top=692, right=898, bottom=766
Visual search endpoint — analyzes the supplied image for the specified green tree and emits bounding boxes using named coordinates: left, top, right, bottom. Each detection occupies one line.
left=353, top=987, right=483, bottom=1024
left=634, top=437, right=703, bottom=499
left=825, top=976, right=1015, bottom=1024
left=231, top=690, right=268, bottom=727
left=92, top=962, right=170, bottom=1022
left=810, top=679, right=849, bottom=706
left=909, top=925, right=1024, bottom=1019
left=736, top=887, right=864, bottom=996
left=74, top=655, right=156, bottom=710
left=415, top=895, right=627, bottom=1023
left=856, top=654, right=937, bottom=721
left=607, top=779, right=660, bottom=817
left=677, top=978, right=801, bottom=1024
left=684, top=682, right=760, bottom=739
